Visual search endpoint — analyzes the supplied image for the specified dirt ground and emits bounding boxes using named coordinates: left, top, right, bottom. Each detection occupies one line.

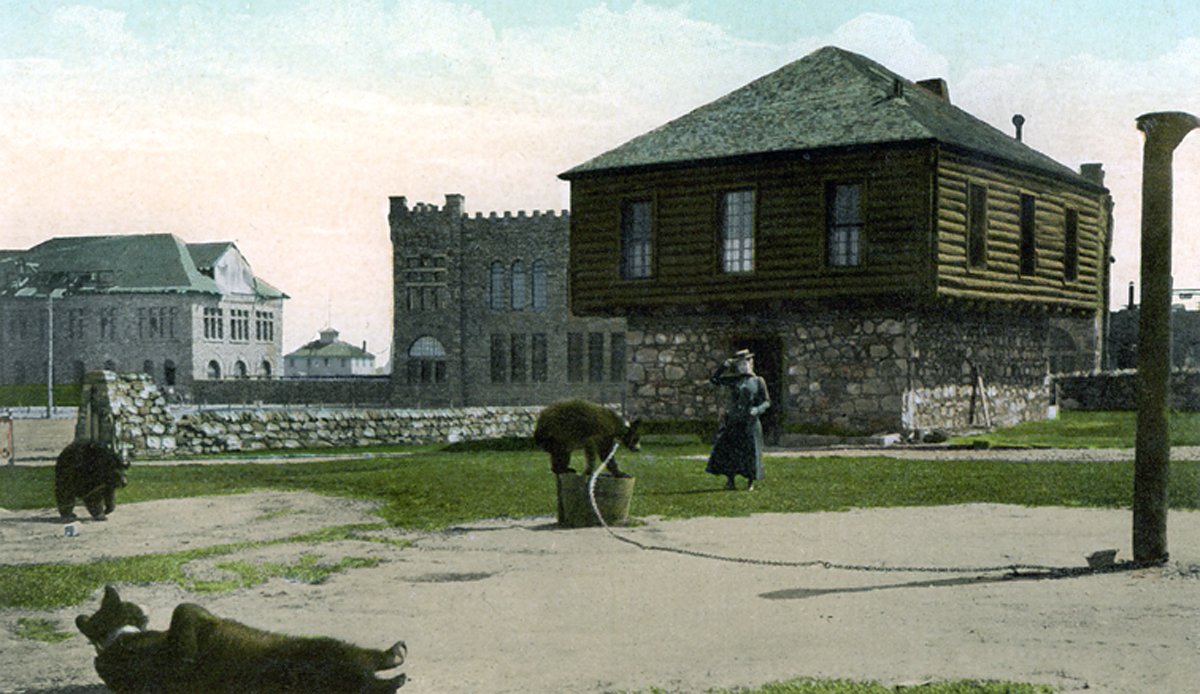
left=2, top=486, right=1200, bottom=694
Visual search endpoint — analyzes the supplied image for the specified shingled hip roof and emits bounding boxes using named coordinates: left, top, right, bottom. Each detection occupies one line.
left=561, top=45, right=1095, bottom=188
left=0, top=233, right=287, bottom=299
left=4, top=234, right=217, bottom=296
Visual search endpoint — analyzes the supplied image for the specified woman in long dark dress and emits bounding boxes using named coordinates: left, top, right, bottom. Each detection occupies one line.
left=706, top=349, right=770, bottom=490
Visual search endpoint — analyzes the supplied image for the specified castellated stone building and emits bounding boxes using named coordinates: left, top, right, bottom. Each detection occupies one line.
left=388, top=194, right=626, bottom=408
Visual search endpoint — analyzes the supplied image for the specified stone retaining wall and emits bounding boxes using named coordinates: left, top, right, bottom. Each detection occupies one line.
left=1054, top=369, right=1200, bottom=410
left=77, top=371, right=540, bottom=459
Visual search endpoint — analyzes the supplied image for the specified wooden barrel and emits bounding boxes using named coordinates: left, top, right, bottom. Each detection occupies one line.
left=555, top=473, right=635, bottom=528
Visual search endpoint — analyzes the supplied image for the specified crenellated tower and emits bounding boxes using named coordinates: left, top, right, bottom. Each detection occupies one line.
left=388, top=194, right=626, bottom=408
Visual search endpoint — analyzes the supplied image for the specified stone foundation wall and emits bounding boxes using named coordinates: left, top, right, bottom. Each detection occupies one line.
left=76, top=371, right=540, bottom=459
left=908, top=309, right=1050, bottom=430
left=625, top=306, right=1051, bottom=434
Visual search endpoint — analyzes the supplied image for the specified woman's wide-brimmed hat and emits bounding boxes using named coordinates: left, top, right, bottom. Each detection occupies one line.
left=730, top=349, right=754, bottom=361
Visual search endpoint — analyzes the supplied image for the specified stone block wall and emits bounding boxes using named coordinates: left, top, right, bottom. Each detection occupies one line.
left=76, top=371, right=541, bottom=459
left=188, top=377, right=392, bottom=406
left=1054, top=369, right=1200, bottom=410
left=625, top=305, right=1051, bottom=435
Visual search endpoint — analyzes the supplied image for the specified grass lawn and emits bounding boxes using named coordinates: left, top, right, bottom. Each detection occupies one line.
left=950, top=409, right=1200, bottom=448
left=5, top=439, right=1200, bottom=530
left=636, top=680, right=1052, bottom=694
left=0, top=383, right=82, bottom=408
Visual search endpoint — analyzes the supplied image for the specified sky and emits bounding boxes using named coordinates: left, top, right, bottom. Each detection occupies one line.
left=3, top=1, right=1200, bottom=367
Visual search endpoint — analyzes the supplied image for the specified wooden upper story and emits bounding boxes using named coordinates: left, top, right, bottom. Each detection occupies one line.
left=561, top=47, right=1111, bottom=317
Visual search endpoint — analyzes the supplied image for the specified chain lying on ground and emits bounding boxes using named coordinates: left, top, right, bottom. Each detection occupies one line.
left=585, top=447, right=1151, bottom=578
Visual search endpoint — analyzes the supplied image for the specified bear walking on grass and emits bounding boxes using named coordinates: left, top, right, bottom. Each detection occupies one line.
left=55, top=440, right=129, bottom=521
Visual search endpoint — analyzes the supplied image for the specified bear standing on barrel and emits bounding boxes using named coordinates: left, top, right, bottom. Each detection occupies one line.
left=533, top=400, right=640, bottom=477
left=55, top=440, right=129, bottom=521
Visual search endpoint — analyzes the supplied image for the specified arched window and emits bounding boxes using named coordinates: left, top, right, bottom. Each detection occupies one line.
left=407, top=336, right=448, bottom=385
left=164, top=360, right=177, bottom=386
left=142, top=360, right=154, bottom=378
left=235, top=360, right=248, bottom=379
left=260, top=360, right=272, bottom=378
left=488, top=262, right=505, bottom=311
left=207, top=360, right=221, bottom=379
left=511, top=260, right=526, bottom=310
left=531, top=260, right=547, bottom=311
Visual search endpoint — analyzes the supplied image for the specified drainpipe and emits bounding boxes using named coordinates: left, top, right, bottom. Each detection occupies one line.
left=1133, top=111, right=1199, bottom=563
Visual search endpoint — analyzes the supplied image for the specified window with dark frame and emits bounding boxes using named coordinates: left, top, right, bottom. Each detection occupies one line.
left=531, top=333, right=548, bottom=382
left=510, top=261, right=527, bottom=310
left=567, top=332, right=584, bottom=383
left=967, top=183, right=988, bottom=268
left=488, top=262, right=505, bottom=311
left=609, top=332, right=625, bottom=382
left=510, top=333, right=526, bottom=382
left=490, top=334, right=507, bottom=383
left=1019, top=194, right=1037, bottom=275
left=827, top=183, right=863, bottom=267
left=531, top=260, right=547, bottom=310
left=587, top=332, right=605, bottom=383
left=720, top=189, right=755, bottom=273
left=99, top=307, right=117, bottom=341
left=407, top=336, right=448, bottom=386
left=1064, top=208, right=1079, bottom=282
left=620, top=199, right=652, bottom=279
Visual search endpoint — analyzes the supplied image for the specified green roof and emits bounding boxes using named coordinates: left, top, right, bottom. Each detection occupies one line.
left=286, top=340, right=374, bottom=360
left=561, top=46, right=1097, bottom=188
left=187, top=242, right=233, bottom=271
left=0, top=233, right=285, bottom=299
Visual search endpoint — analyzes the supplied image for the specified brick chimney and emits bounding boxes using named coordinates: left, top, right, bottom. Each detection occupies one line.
left=916, top=78, right=950, bottom=103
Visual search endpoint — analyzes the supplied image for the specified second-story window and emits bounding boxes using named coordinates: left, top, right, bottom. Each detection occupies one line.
left=531, top=260, right=547, bottom=310
left=230, top=309, right=251, bottom=342
left=1063, top=208, right=1079, bottom=282
left=67, top=309, right=86, bottom=340
left=620, top=199, right=652, bottom=279
left=203, top=307, right=223, bottom=340
left=255, top=311, right=275, bottom=342
left=488, top=262, right=505, bottom=311
left=99, top=308, right=117, bottom=341
left=827, top=183, right=863, bottom=267
left=968, top=183, right=988, bottom=268
left=511, top=261, right=527, bottom=310
left=1020, top=194, right=1037, bottom=276
left=720, top=189, right=755, bottom=273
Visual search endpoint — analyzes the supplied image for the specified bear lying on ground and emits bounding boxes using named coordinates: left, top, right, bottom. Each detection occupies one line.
left=76, top=584, right=407, bottom=694
left=533, top=399, right=640, bottom=477
left=55, top=440, right=129, bottom=521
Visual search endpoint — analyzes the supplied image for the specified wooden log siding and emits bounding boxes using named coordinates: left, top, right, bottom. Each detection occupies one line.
left=934, top=152, right=1107, bottom=312
left=568, top=147, right=934, bottom=314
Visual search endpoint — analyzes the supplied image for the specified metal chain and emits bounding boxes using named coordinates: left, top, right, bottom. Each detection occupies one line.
left=586, top=447, right=1124, bottom=578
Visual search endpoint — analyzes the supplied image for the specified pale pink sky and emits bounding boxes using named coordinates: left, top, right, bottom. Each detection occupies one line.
left=4, top=2, right=1200, bottom=366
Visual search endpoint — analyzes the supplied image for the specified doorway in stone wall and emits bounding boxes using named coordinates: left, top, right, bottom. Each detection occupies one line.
left=729, top=334, right=784, bottom=445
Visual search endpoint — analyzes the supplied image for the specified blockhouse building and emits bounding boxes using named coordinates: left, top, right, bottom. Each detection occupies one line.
left=560, top=46, right=1113, bottom=435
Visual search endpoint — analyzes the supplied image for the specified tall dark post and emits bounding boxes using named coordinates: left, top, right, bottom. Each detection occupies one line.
left=1133, top=111, right=1199, bottom=563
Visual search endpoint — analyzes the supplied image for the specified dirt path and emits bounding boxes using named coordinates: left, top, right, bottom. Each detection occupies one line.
left=2, top=491, right=1199, bottom=693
